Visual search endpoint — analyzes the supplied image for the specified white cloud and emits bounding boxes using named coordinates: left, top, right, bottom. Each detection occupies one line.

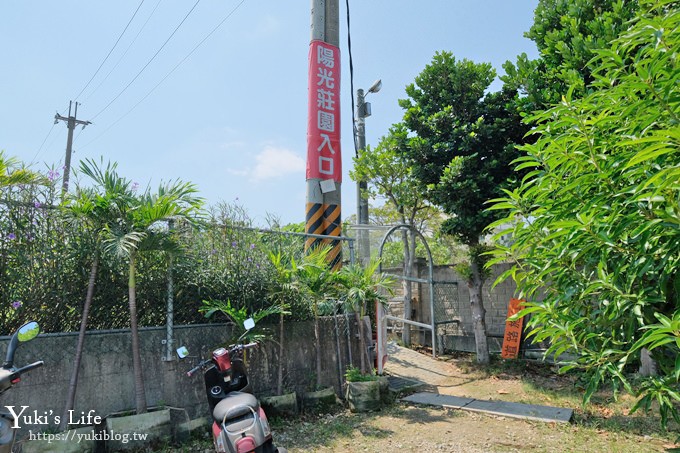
left=250, top=146, right=305, bottom=182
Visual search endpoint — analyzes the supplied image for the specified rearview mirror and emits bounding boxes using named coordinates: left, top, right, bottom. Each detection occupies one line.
left=243, top=318, right=255, bottom=331
left=176, top=346, right=189, bottom=359
left=17, top=322, right=39, bottom=343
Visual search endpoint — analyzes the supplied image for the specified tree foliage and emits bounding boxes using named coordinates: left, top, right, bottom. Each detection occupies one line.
left=351, top=123, right=437, bottom=345
left=0, top=151, right=45, bottom=189
left=366, top=203, right=467, bottom=268
left=352, top=123, right=429, bottom=224
left=503, top=0, right=641, bottom=109
left=489, top=0, right=680, bottom=426
left=400, top=52, right=530, bottom=245
left=396, top=51, right=530, bottom=362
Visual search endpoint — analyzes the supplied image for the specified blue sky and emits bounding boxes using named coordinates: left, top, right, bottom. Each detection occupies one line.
left=1, top=1, right=539, bottom=226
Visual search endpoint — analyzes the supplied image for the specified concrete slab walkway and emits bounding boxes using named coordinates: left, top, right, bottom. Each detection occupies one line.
left=402, top=392, right=573, bottom=423
left=383, top=342, right=573, bottom=424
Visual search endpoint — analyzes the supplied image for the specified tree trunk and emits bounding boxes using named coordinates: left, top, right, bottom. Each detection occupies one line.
left=639, top=348, right=657, bottom=377
left=314, top=315, right=322, bottom=390
left=355, top=312, right=367, bottom=373
left=469, top=251, right=489, bottom=364
left=277, top=313, right=284, bottom=395
left=128, top=255, right=147, bottom=414
left=60, top=251, right=99, bottom=432
left=401, top=222, right=415, bottom=346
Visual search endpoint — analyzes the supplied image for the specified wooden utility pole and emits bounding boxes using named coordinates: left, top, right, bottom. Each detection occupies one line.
left=55, top=101, right=91, bottom=194
left=306, top=0, right=342, bottom=269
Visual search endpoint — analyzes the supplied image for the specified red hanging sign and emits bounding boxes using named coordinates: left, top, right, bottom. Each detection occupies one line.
left=306, top=40, right=341, bottom=182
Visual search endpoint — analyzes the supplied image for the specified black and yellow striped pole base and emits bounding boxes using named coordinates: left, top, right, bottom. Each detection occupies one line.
left=305, top=202, right=342, bottom=270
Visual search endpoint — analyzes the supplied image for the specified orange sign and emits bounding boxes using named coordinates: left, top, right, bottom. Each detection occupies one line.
left=501, top=298, right=525, bottom=359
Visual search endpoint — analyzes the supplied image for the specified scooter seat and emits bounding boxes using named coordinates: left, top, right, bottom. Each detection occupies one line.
left=213, top=391, right=259, bottom=423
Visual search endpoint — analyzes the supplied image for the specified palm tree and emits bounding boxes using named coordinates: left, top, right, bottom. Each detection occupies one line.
left=295, top=246, right=338, bottom=389
left=337, top=259, right=394, bottom=374
left=0, top=151, right=44, bottom=189
left=0, top=150, right=46, bottom=194
left=59, top=159, right=134, bottom=431
left=103, top=178, right=203, bottom=414
left=269, top=251, right=306, bottom=395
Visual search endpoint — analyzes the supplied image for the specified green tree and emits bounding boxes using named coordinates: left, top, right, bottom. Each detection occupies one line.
left=200, top=298, right=286, bottom=343
left=103, top=178, right=203, bottom=414
left=351, top=124, right=433, bottom=346
left=489, top=0, right=679, bottom=426
left=503, top=0, right=640, bottom=110
left=399, top=52, right=530, bottom=363
left=60, top=159, right=135, bottom=430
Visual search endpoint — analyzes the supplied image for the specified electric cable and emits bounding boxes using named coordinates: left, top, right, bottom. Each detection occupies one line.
left=90, top=0, right=202, bottom=122
left=345, top=0, right=358, bottom=157
left=73, top=0, right=147, bottom=102
left=81, top=0, right=163, bottom=105
left=32, top=104, right=70, bottom=165
left=32, top=123, right=57, bottom=164
left=79, top=0, right=247, bottom=151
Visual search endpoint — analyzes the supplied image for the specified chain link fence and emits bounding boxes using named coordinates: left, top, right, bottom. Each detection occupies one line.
left=0, top=195, right=356, bottom=333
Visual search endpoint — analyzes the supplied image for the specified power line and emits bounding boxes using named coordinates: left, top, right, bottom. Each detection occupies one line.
left=345, top=0, right=358, bottom=156
left=33, top=123, right=57, bottom=164
left=79, top=0, right=248, bottom=151
left=90, top=0, right=202, bottom=122
left=81, top=0, right=163, bottom=105
left=32, top=104, right=71, bottom=165
left=73, top=0, right=147, bottom=102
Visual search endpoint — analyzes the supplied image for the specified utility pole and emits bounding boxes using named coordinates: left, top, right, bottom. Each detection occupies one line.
left=55, top=101, right=91, bottom=195
left=306, top=0, right=342, bottom=269
left=355, top=80, right=381, bottom=266
left=356, top=88, right=369, bottom=266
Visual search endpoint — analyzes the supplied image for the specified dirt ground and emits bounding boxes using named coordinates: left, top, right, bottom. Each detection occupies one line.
left=166, top=343, right=679, bottom=452
left=272, top=343, right=678, bottom=453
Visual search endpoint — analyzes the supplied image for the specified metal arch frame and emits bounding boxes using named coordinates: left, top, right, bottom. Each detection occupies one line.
left=377, top=224, right=437, bottom=358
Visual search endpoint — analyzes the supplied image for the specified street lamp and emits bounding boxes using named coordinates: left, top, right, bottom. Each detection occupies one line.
left=355, top=79, right=381, bottom=266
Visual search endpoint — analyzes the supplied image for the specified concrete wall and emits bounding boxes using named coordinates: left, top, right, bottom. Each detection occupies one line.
left=0, top=316, right=361, bottom=436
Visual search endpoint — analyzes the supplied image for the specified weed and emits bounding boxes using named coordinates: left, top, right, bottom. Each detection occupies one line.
left=344, top=366, right=377, bottom=382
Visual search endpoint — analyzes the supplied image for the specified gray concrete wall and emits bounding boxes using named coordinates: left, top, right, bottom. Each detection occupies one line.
left=0, top=316, right=361, bottom=436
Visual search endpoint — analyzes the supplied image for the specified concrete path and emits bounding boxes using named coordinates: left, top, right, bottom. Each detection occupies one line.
left=383, top=342, right=573, bottom=424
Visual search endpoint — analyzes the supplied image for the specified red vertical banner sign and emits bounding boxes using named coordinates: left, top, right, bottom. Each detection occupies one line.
left=501, top=298, right=525, bottom=359
left=307, top=40, right=341, bottom=182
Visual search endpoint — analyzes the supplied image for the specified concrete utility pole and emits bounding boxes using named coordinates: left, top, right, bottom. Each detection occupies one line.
left=306, top=0, right=342, bottom=269
left=55, top=101, right=91, bottom=194
left=355, top=80, right=381, bottom=266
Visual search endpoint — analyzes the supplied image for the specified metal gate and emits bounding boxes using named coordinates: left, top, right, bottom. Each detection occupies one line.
left=375, top=224, right=436, bottom=374
left=432, top=281, right=461, bottom=354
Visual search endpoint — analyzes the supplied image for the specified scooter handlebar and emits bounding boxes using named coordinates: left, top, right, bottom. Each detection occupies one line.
left=186, top=343, right=258, bottom=377
left=186, top=359, right=211, bottom=377
left=15, top=361, right=43, bottom=375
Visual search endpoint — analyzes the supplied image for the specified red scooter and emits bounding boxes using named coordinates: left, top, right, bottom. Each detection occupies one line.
left=0, top=321, right=44, bottom=453
left=180, top=319, right=286, bottom=453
